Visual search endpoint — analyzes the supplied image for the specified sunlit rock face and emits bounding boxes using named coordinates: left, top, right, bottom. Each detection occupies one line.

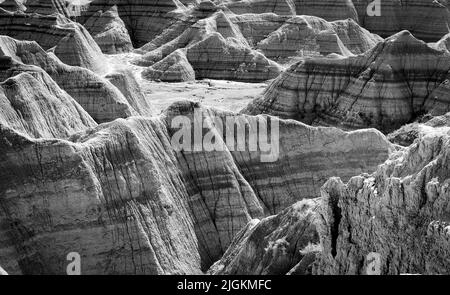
left=244, top=31, right=450, bottom=133
left=0, top=35, right=151, bottom=123
left=208, top=127, right=450, bottom=276
left=82, top=5, right=134, bottom=54
left=0, top=101, right=392, bottom=274
left=224, top=0, right=450, bottom=42
left=208, top=199, right=324, bottom=275
left=0, top=9, right=108, bottom=74
left=133, top=11, right=380, bottom=82
left=79, top=0, right=198, bottom=47
left=315, top=128, right=450, bottom=275
left=0, top=57, right=97, bottom=138
left=142, top=49, right=196, bottom=82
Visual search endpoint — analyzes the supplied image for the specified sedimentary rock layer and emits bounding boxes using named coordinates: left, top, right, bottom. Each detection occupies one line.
left=208, top=198, right=323, bottom=275
left=0, top=57, right=97, bottom=138
left=142, top=49, right=195, bottom=82
left=25, top=0, right=71, bottom=17
left=210, top=126, right=450, bottom=275
left=0, top=35, right=149, bottom=123
left=0, top=9, right=108, bottom=73
left=388, top=112, right=450, bottom=146
left=135, top=11, right=380, bottom=82
left=79, top=0, right=195, bottom=47
left=0, top=101, right=391, bottom=274
left=244, top=31, right=450, bottom=133
left=315, top=129, right=450, bottom=274
left=82, top=5, right=134, bottom=54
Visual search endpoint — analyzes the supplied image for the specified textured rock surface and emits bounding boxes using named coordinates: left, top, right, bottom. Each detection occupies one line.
left=353, top=0, right=450, bottom=42
left=0, top=57, right=97, bottom=138
left=256, top=16, right=381, bottom=60
left=0, top=101, right=391, bottom=274
left=79, top=0, right=195, bottom=47
left=25, top=0, right=71, bottom=17
left=134, top=11, right=379, bottom=82
left=388, top=112, right=450, bottom=146
left=105, top=69, right=153, bottom=117
left=245, top=31, right=450, bottom=133
left=314, top=129, right=450, bottom=274
left=185, top=32, right=281, bottom=82
left=0, top=9, right=108, bottom=73
left=210, top=127, right=450, bottom=275
left=142, top=49, right=195, bottom=82
left=82, top=5, right=134, bottom=54
left=208, top=198, right=323, bottom=275
left=0, top=35, right=144, bottom=123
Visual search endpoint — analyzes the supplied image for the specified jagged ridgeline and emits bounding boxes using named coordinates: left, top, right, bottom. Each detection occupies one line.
left=244, top=31, right=450, bottom=133
left=0, top=0, right=448, bottom=275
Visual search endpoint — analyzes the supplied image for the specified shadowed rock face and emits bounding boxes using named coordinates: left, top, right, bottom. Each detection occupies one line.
left=244, top=31, right=450, bottom=133
left=185, top=32, right=282, bottom=82
left=0, top=57, right=97, bottom=138
left=0, top=9, right=108, bottom=73
left=82, top=5, right=134, bottom=54
left=0, top=101, right=392, bottom=274
left=0, top=35, right=151, bottom=123
left=256, top=15, right=381, bottom=59
left=353, top=0, right=450, bottom=42
left=81, top=0, right=450, bottom=47
left=315, top=128, right=450, bottom=275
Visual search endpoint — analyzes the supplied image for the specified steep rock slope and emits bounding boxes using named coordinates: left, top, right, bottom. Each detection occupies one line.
left=185, top=32, right=281, bottom=82
left=0, top=9, right=108, bottom=73
left=0, top=35, right=150, bottom=122
left=24, top=0, right=71, bottom=17
left=0, top=101, right=392, bottom=274
left=244, top=31, right=450, bottom=133
left=82, top=5, right=133, bottom=54
left=256, top=15, right=381, bottom=60
left=208, top=198, right=323, bottom=275
left=209, top=127, right=450, bottom=275
left=142, top=49, right=195, bottom=82
left=0, top=57, right=97, bottom=138
left=79, top=0, right=196, bottom=47
left=388, top=112, right=450, bottom=146
left=134, top=11, right=380, bottom=82
left=315, top=129, right=450, bottom=274
left=224, top=0, right=450, bottom=42
left=105, top=69, right=153, bottom=117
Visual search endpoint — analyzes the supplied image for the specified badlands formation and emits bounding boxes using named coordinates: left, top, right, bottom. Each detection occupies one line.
left=0, top=0, right=448, bottom=275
